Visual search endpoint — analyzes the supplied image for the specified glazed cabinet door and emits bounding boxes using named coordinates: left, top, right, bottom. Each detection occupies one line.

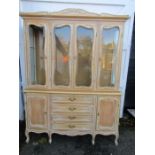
left=96, top=96, right=119, bottom=130
left=74, top=24, right=96, bottom=89
left=97, top=24, right=121, bottom=89
left=25, top=21, right=49, bottom=88
left=51, top=23, right=73, bottom=88
left=26, top=94, right=48, bottom=130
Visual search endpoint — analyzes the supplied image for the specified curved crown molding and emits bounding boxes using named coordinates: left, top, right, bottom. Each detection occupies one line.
left=51, top=8, right=100, bottom=16
left=20, top=8, right=129, bottom=20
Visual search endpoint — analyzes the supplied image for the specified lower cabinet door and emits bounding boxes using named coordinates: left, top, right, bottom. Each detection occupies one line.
left=96, top=96, right=119, bottom=130
left=26, top=94, right=48, bottom=130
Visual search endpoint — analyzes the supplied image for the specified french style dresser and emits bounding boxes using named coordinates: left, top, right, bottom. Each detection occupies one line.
left=20, top=9, right=128, bottom=145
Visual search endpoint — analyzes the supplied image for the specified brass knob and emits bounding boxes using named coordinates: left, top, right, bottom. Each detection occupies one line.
left=68, top=107, right=76, bottom=111
left=68, top=116, right=76, bottom=120
left=68, top=97, right=76, bottom=101
left=68, top=125, right=75, bottom=128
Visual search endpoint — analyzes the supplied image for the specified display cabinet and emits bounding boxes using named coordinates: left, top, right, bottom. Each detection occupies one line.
left=20, top=9, right=128, bottom=145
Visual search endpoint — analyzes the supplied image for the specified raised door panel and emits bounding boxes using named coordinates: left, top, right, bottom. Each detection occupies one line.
left=51, top=23, right=73, bottom=88
left=27, top=94, right=48, bottom=129
left=97, top=24, right=121, bottom=89
left=97, top=97, right=119, bottom=130
left=25, top=21, right=49, bottom=88
left=74, top=24, right=97, bottom=89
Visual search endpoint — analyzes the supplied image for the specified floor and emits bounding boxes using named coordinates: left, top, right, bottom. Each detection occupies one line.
left=19, top=112, right=135, bottom=155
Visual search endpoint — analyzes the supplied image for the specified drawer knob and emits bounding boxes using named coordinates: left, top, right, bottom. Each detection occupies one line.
left=68, top=97, right=76, bottom=101
left=68, top=107, right=76, bottom=111
left=68, top=116, right=76, bottom=120
left=68, top=125, right=75, bottom=128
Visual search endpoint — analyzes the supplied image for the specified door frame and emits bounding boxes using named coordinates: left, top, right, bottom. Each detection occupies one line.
left=96, top=96, right=120, bottom=131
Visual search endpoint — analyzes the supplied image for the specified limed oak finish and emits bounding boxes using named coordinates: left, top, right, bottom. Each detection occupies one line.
left=20, top=9, right=128, bottom=145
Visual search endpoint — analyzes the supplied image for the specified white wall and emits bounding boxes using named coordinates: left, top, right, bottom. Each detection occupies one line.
left=19, top=0, right=135, bottom=120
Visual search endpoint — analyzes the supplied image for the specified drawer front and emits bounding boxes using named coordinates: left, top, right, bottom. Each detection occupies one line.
left=51, top=114, right=93, bottom=122
left=52, top=103, right=93, bottom=113
left=51, top=95, right=93, bottom=103
left=52, top=123, right=92, bottom=130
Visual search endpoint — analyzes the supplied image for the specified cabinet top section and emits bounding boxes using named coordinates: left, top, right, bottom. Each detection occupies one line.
left=20, top=9, right=129, bottom=21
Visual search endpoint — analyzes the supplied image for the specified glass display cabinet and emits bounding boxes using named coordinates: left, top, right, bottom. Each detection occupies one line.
left=20, top=9, right=128, bottom=145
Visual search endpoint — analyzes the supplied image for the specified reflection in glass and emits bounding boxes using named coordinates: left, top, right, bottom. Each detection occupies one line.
left=99, top=27, right=119, bottom=87
left=29, top=25, right=46, bottom=85
left=54, top=26, right=70, bottom=86
left=76, top=26, right=94, bottom=86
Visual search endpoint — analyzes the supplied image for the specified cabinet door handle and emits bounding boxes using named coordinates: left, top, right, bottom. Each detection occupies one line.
left=68, top=125, right=75, bottom=128
left=68, top=107, right=76, bottom=111
left=68, top=97, right=76, bottom=101
left=68, top=116, right=76, bottom=120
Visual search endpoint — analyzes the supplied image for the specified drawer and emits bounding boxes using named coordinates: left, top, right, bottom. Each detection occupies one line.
left=51, top=114, right=93, bottom=122
left=51, top=95, right=93, bottom=103
left=51, top=103, right=93, bottom=113
left=52, top=123, right=92, bottom=130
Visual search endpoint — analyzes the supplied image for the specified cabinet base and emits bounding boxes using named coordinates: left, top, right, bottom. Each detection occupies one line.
left=25, top=131, right=119, bottom=145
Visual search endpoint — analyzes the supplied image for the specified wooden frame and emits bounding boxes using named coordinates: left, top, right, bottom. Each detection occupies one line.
left=20, top=8, right=128, bottom=145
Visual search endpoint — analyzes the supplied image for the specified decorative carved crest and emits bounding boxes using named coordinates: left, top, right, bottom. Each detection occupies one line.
left=51, top=8, right=100, bottom=16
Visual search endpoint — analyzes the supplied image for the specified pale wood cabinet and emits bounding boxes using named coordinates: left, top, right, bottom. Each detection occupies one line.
left=20, top=9, right=128, bottom=145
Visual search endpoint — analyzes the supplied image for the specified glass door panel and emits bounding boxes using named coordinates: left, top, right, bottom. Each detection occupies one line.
left=28, top=25, right=46, bottom=85
left=99, top=27, right=119, bottom=87
left=53, top=26, right=71, bottom=86
left=75, top=26, right=94, bottom=87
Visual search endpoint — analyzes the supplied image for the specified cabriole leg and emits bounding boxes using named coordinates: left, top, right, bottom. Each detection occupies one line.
left=115, top=134, right=119, bottom=146
left=48, top=133, right=52, bottom=144
left=25, top=130, right=30, bottom=143
left=92, top=135, right=96, bottom=145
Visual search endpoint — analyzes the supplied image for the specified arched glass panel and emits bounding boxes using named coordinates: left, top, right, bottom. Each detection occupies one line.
left=99, top=27, right=119, bottom=87
left=54, top=26, right=71, bottom=86
left=76, top=26, right=94, bottom=86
